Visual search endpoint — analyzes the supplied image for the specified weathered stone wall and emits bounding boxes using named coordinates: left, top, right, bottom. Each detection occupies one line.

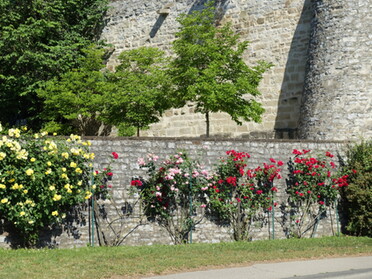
left=0, top=138, right=348, bottom=248
left=101, top=0, right=314, bottom=139
left=298, top=0, right=372, bottom=140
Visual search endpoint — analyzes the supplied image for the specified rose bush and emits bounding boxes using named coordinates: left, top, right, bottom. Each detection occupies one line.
left=131, top=152, right=212, bottom=244
left=208, top=150, right=282, bottom=241
left=286, top=149, right=348, bottom=238
left=92, top=152, right=119, bottom=199
left=0, top=124, right=94, bottom=247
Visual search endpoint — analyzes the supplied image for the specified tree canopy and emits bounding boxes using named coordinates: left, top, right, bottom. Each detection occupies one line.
left=0, top=0, right=108, bottom=130
left=37, top=46, right=113, bottom=136
left=170, top=2, right=271, bottom=137
left=104, top=47, right=173, bottom=137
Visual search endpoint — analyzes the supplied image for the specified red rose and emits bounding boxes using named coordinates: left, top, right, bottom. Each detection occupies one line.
left=112, top=152, right=119, bottom=159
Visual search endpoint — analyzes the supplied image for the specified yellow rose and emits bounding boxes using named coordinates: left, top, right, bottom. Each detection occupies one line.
left=52, top=211, right=58, bottom=216
left=19, top=211, right=26, bottom=216
left=28, top=220, right=34, bottom=224
left=77, top=181, right=83, bottom=186
left=45, top=168, right=52, bottom=175
left=75, top=168, right=82, bottom=174
left=23, top=190, right=28, bottom=194
left=64, top=184, right=71, bottom=189
left=61, top=173, right=68, bottom=179
left=26, top=169, right=34, bottom=176
left=1, top=198, right=8, bottom=203
left=47, top=161, right=52, bottom=166
left=70, top=162, right=77, bottom=168
left=62, top=167, right=67, bottom=172
left=30, top=157, right=36, bottom=162
left=53, top=132, right=57, bottom=136
left=49, top=185, right=55, bottom=191
left=84, top=191, right=92, bottom=200
left=0, top=152, right=6, bottom=160
left=0, top=184, right=6, bottom=189
left=61, top=152, right=69, bottom=159
left=53, top=194, right=62, bottom=201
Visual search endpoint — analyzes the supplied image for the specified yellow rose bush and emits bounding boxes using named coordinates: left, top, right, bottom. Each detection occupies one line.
left=0, top=125, right=94, bottom=247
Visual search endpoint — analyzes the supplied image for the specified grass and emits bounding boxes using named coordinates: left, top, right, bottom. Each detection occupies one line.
left=0, top=236, right=371, bottom=279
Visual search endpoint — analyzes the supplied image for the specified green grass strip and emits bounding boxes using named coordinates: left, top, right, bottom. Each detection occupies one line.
left=0, top=236, right=371, bottom=279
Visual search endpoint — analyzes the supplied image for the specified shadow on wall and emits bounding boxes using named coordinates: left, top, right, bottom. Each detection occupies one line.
left=274, top=0, right=314, bottom=140
left=149, top=0, right=230, bottom=38
left=1, top=204, right=87, bottom=249
left=188, top=0, right=230, bottom=23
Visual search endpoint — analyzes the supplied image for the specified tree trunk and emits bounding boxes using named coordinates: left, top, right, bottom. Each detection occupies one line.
left=205, top=111, right=210, bottom=137
left=137, top=127, right=140, bottom=137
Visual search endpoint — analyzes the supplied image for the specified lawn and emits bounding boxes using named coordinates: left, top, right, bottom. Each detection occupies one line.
left=0, top=236, right=371, bottom=279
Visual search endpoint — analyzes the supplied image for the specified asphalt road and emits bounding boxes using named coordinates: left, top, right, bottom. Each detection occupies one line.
left=145, top=256, right=372, bottom=279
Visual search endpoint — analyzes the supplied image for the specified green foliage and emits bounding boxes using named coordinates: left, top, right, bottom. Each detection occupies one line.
left=116, top=123, right=136, bottom=137
left=131, top=152, right=211, bottom=244
left=286, top=149, right=348, bottom=238
left=341, top=141, right=372, bottom=237
left=37, top=46, right=114, bottom=136
left=0, top=125, right=94, bottom=247
left=170, top=2, right=271, bottom=136
left=105, top=47, right=172, bottom=136
left=0, top=0, right=108, bottom=130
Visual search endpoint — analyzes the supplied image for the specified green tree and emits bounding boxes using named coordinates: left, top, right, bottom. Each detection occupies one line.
left=0, top=0, right=108, bottom=130
left=341, top=141, right=372, bottom=237
left=104, top=47, right=172, bottom=137
left=37, top=46, right=113, bottom=136
left=171, top=2, right=271, bottom=137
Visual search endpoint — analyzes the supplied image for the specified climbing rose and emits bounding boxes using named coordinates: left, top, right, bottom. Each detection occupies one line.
left=112, top=152, right=119, bottom=159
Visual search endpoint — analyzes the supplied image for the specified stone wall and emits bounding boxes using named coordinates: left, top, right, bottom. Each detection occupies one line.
left=101, top=0, right=314, bottom=139
left=0, top=138, right=348, bottom=248
left=298, top=0, right=372, bottom=140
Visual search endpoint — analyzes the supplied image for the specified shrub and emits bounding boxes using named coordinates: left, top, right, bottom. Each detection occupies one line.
left=0, top=124, right=94, bottom=247
left=286, top=149, right=347, bottom=238
left=341, top=141, right=372, bottom=237
left=208, top=151, right=282, bottom=241
left=132, top=152, right=212, bottom=244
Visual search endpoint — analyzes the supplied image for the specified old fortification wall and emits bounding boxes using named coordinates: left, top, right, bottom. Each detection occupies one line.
left=101, top=0, right=372, bottom=140
left=101, top=0, right=314, bottom=139
left=298, top=0, right=372, bottom=140
left=0, top=138, right=347, bottom=248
